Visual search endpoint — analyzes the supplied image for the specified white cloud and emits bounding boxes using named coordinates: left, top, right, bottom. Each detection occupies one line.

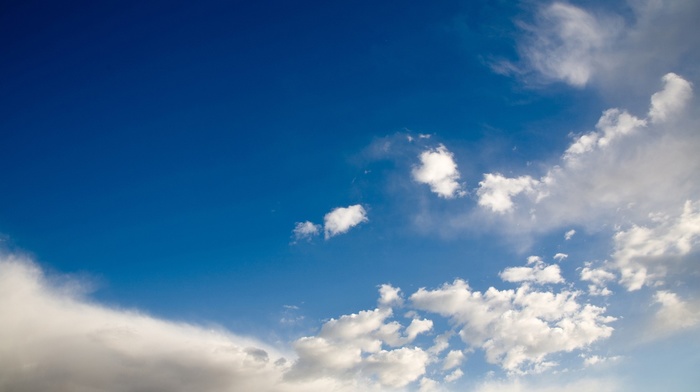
left=412, top=145, right=465, bottom=199
left=506, top=1, right=700, bottom=90
left=444, top=369, right=463, bottom=383
left=288, top=286, right=434, bottom=389
left=553, top=253, right=567, bottom=262
left=582, top=354, right=621, bottom=367
left=500, top=257, right=564, bottom=285
left=442, top=350, right=465, bottom=371
left=650, top=290, right=700, bottom=336
left=580, top=265, right=616, bottom=297
left=378, top=284, right=403, bottom=307
left=564, top=230, right=576, bottom=240
left=513, top=2, right=620, bottom=87
left=410, top=280, right=614, bottom=373
left=474, top=73, right=697, bottom=234
left=477, top=174, right=538, bottom=213
left=474, top=377, right=620, bottom=392
left=293, top=221, right=321, bottom=242
left=323, top=205, right=368, bottom=239
left=0, top=256, right=355, bottom=392
left=613, top=200, right=700, bottom=291
left=649, top=72, right=693, bottom=123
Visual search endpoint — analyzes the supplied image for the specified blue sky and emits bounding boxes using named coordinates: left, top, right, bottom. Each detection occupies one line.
left=1, top=1, right=699, bottom=391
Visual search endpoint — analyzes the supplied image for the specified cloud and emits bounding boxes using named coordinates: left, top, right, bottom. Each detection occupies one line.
left=287, top=294, right=433, bottom=388
left=474, top=73, right=697, bottom=234
left=292, top=221, right=321, bottom=242
left=564, top=230, right=576, bottom=240
left=324, top=205, right=368, bottom=239
left=503, top=1, right=700, bottom=90
left=410, top=279, right=614, bottom=373
left=513, top=2, right=620, bottom=87
left=477, top=173, right=537, bottom=213
left=553, top=253, right=567, bottom=262
left=0, top=255, right=349, bottom=392
left=412, top=145, right=465, bottom=199
left=649, top=290, right=700, bottom=336
left=442, top=350, right=465, bottom=371
left=474, top=377, right=620, bottom=392
left=649, top=72, right=694, bottom=123
left=499, top=256, right=564, bottom=285
left=579, top=264, right=615, bottom=297
left=613, top=200, right=700, bottom=291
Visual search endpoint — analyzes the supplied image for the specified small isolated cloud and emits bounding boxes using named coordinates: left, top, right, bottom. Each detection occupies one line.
left=292, top=221, right=321, bottom=242
left=412, top=145, right=465, bottom=198
left=565, top=230, right=576, bottom=240
left=500, top=256, right=565, bottom=285
left=553, top=253, right=568, bottom=262
left=323, top=204, right=368, bottom=239
left=582, top=354, right=622, bottom=368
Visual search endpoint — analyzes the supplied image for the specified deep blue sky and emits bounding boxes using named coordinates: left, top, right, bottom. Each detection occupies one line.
left=0, top=0, right=586, bottom=325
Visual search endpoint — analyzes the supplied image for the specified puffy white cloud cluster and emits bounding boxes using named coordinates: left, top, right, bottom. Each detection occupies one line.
left=475, top=73, right=696, bottom=234
left=288, top=289, right=434, bottom=388
left=579, top=264, right=615, bottom=297
left=613, top=200, right=700, bottom=291
left=500, top=256, right=564, bottom=285
left=412, top=145, right=465, bottom=199
left=3, top=254, right=622, bottom=391
left=292, top=221, right=321, bottom=242
left=292, top=204, right=368, bottom=241
left=477, top=174, right=537, bottom=214
left=324, top=205, right=369, bottom=239
left=410, top=280, right=615, bottom=373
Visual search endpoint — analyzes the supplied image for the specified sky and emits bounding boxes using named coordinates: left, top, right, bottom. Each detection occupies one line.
left=1, top=0, right=699, bottom=391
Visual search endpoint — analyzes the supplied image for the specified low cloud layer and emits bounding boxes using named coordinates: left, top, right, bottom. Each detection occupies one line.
left=1, top=254, right=624, bottom=391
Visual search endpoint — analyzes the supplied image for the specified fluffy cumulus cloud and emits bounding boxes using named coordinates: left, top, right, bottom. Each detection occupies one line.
left=613, top=200, right=700, bottom=291
left=412, top=145, right=465, bottom=199
left=410, top=279, right=615, bottom=373
left=475, top=73, right=697, bottom=235
left=2, top=254, right=625, bottom=391
left=579, top=264, right=615, bottom=297
left=293, top=205, right=368, bottom=242
left=287, top=287, right=434, bottom=389
left=499, top=256, right=564, bottom=285
left=324, top=205, right=368, bottom=239
left=292, top=221, right=321, bottom=242
left=477, top=174, right=537, bottom=213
